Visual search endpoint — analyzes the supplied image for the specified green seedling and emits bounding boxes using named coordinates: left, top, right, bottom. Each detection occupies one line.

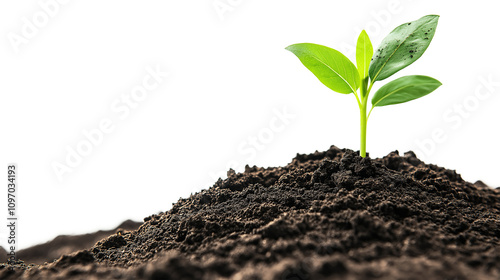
left=286, top=15, right=441, bottom=157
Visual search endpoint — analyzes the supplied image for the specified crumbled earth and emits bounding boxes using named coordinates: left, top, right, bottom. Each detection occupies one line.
left=1, top=146, right=499, bottom=279
left=0, top=220, right=141, bottom=265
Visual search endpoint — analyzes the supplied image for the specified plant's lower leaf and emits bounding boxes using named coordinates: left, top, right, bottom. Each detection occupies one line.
left=371, top=75, right=441, bottom=107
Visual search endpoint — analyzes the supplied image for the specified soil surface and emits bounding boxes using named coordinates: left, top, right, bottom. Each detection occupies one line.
left=0, top=220, right=141, bottom=265
left=1, top=146, right=499, bottom=279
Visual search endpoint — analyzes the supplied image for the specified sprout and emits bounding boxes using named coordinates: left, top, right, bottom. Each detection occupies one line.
left=286, top=15, right=441, bottom=157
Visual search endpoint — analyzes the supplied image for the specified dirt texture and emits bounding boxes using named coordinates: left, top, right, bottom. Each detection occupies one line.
left=0, top=220, right=141, bottom=265
left=1, top=146, right=499, bottom=280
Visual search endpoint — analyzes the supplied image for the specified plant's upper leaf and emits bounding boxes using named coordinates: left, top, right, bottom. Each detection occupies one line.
left=356, top=30, right=373, bottom=82
left=371, top=75, right=441, bottom=107
left=286, top=43, right=360, bottom=94
left=369, top=15, right=439, bottom=82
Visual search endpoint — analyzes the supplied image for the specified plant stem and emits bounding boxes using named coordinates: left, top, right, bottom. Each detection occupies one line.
left=359, top=78, right=369, bottom=158
left=360, top=100, right=367, bottom=157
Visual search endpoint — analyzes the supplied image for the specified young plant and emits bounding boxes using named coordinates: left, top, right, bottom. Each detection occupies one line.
left=286, top=15, right=441, bottom=157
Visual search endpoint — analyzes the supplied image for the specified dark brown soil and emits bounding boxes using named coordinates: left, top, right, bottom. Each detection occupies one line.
left=1, top=146, right=499, bottom=279
left=0, top=220, right=141, bottom=265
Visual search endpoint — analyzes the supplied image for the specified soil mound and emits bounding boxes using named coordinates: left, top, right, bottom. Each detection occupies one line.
left=0, top=220, right=141, bottom=265
left=1, top=146, right=499, bottom=279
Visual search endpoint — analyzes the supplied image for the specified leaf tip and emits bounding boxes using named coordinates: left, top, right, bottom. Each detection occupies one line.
left=425, top=14, right=440, bottom=22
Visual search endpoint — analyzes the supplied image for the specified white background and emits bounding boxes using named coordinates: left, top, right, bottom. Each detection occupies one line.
left=0, top=0, right=499, bottom=250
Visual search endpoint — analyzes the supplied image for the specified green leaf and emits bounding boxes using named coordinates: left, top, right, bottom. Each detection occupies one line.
left=356, top=30, right=373, bottom=81
left=286, top=43, right=360, bottom=94
left=371, top=75, right=441, bottom=107
left=369, top=15, right=439, bottom=82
